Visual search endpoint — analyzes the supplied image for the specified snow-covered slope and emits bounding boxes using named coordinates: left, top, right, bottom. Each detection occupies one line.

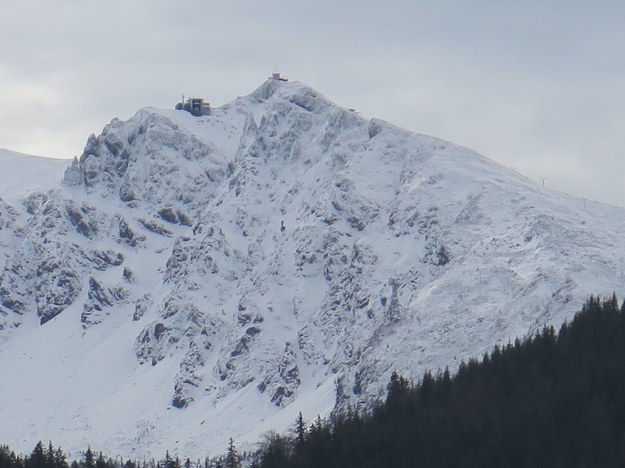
left=1, top=78, right=625, bottom=459
left=0, top=149, right=68, bottom=274
left=0, top=149, right=68, bottom=204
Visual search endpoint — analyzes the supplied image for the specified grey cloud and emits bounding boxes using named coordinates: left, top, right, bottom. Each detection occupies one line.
left=1, top=1, right=625, bottom=205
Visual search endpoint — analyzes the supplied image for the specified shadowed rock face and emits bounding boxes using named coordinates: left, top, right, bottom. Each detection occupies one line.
left=1, top=79, right=625, bottom=458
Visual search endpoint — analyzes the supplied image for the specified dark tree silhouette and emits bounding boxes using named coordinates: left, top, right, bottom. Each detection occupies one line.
left=255, top=294, right=625, bottom=468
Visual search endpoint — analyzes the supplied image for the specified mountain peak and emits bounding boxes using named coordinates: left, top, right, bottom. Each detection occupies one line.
left=1, top=79, right=625, bottom=458
left=247, top=76, right=319, bottom=100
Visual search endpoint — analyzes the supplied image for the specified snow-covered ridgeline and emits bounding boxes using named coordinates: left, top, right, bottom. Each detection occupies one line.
left=0, top=78, right=625, bottom=458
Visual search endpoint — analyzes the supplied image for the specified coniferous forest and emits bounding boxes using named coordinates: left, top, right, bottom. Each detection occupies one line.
left=3, top=295, right=625, bottom=468
left=255, top=295, right=625, bottom=467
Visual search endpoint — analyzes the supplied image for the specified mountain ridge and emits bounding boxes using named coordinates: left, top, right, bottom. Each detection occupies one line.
left=1, top=78, right=624, bottom=458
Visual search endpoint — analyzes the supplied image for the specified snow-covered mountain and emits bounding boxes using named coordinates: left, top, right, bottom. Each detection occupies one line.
left=1, top=78, right=625, bottom=459
left=0, top=149, right=68, bottom=283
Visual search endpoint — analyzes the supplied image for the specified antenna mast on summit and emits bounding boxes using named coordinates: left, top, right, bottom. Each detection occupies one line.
left=271, top=65, right=289, bottom=81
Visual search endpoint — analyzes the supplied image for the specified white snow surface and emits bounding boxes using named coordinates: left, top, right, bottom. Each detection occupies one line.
left=0, top=149, right=68, bottom=204
left=1, top=78, right=625, bottom=459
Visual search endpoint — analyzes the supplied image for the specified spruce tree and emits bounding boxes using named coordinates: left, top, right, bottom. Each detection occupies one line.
left=295, top=412, right=306, bottom=448
left=386, top=371, right=409, bottom=404
left=53, top=447, right=67, bottom=468
left=84, top=448, right=95, bottom=468
left=46, top=442, right=54, bottom=468
left=224, top=439, right=240, bottom=468
left=29, top=442, right=45, bottom=468
left=95, top=452, right=105, bottom=468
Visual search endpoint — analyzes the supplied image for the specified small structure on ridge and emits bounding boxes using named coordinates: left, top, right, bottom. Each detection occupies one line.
left=175, top=95, right=211, bottom=116
left=271, top=66, right=288, bottom=82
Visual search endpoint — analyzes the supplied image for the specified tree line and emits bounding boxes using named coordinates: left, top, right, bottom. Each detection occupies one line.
left=3, top=294, right=625, bottom=467
left=255, top=294, right=625, bottom=467
left=0, top=441, right=243, bottom=468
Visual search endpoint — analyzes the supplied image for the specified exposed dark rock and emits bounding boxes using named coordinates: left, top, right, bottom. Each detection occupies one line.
left=92, top=250, right=125, bottom=270
left=368, top=119, right=382, bottom=138
left=347, top=216, right=365, bottom=231
left=139, top=218, right=173, bottom=237
left=133, top=294, right=151, bottom=321
left=88, top=277, right=112, bottom=307
left=66, top=205, right=94, bottom=238
left=23, top=192, right=48, bottom=215
left=158, top=207, right=179, bottom=224
left=123, top=267, right=135, bottom=283
left=81, top=277, right=129, bottom=326
left=154, top=322, right=168, bottom=340
left=436, top=245, right=451, bottom=266
left=81, top=154, right=102, bottom=187
left=171, top=390, right=188, bottom=409
left=171, top=342, right=204, bottom=409
left=37, top=266, right=82, bottom=325
left=258, top=342, right=301, bottom=407
left=118, top=218, right=144, bottom=246
left=0, top=290, right=26, bottom=315
left=177, top=211, right=193, bottom=226
left=245, top=326, right=261, bottom=337
left=104, top=132, right=124, bottom=157
left=230, top=335, right=251, bottom=357
left=237, top=310, right=252, bottom=325
left=119, top=183, right=136, bottom=202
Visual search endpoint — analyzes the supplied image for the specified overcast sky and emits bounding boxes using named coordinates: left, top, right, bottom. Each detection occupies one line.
left=2, top=1, right=625, bottom=206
